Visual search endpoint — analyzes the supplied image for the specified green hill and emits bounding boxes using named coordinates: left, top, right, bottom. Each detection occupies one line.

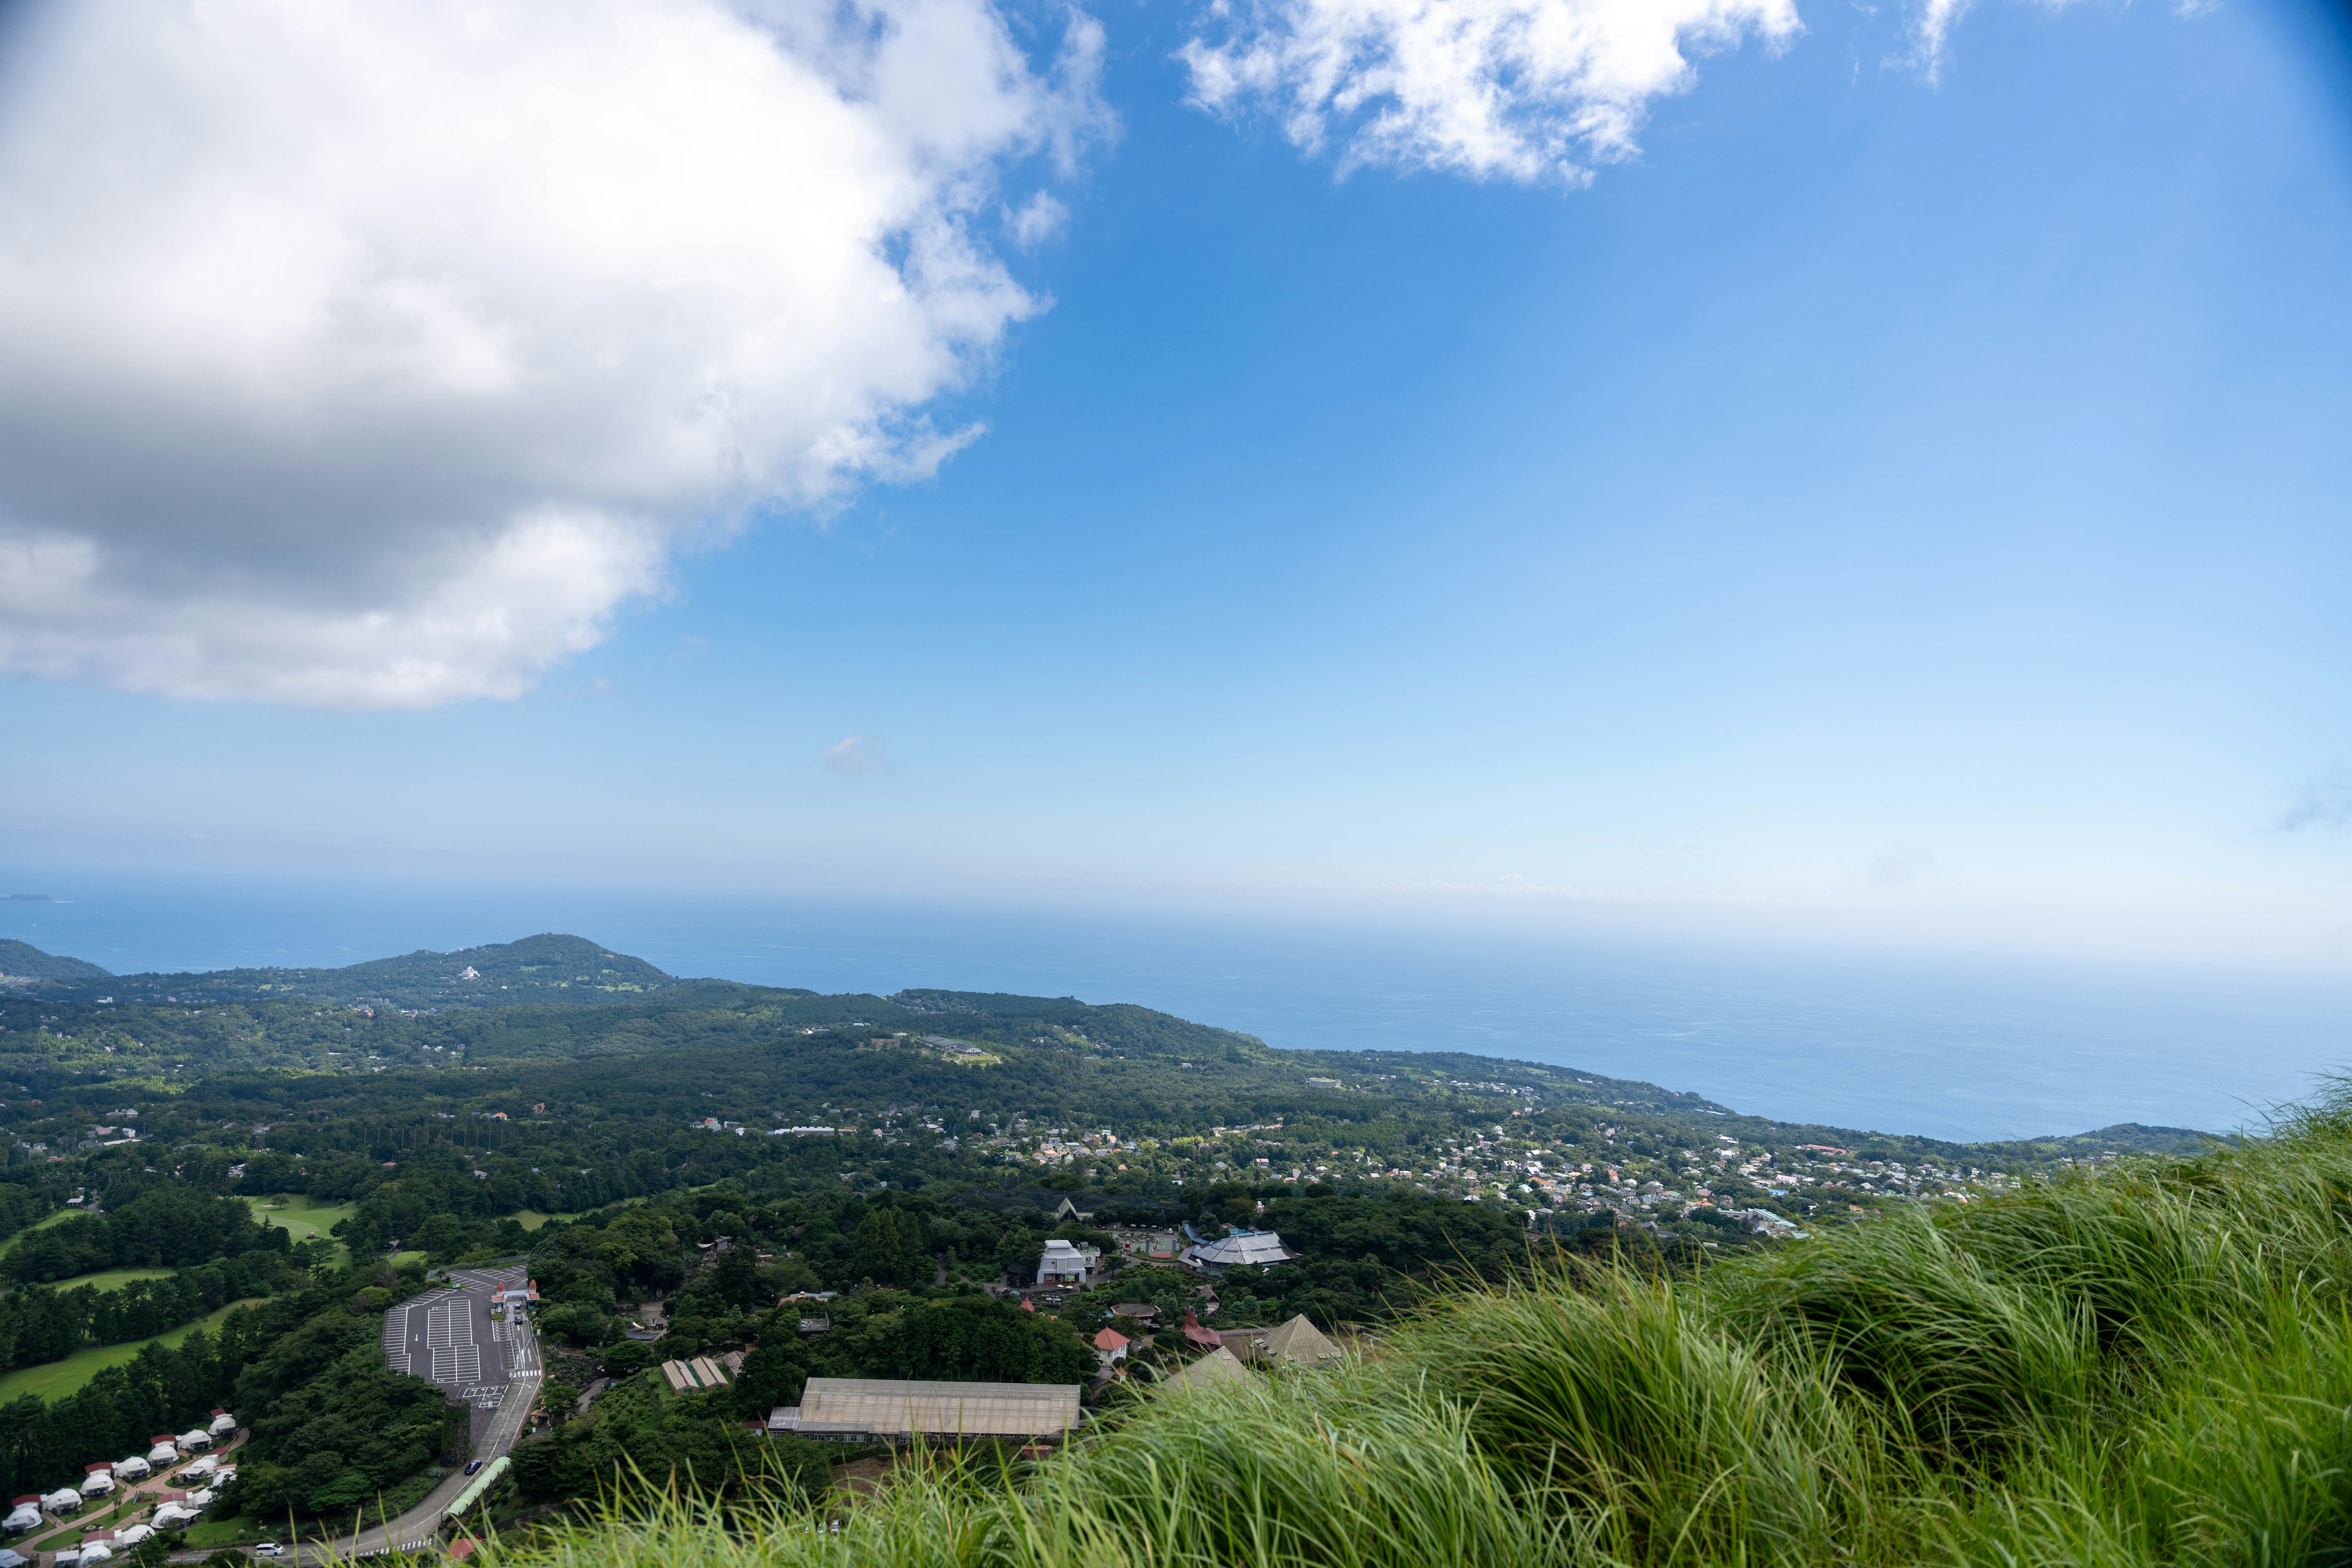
left=0, top=939, right=110, bottom=981
left=17, top=931, right=681, bottom=1007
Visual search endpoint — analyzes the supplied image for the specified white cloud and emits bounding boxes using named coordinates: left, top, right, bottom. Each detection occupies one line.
left=1180, top=0, right=1801, bottom=183
left=819, top=734, right=895, bottom=774
left=0, top=0, right=1104, bottom=708
left=1008, top=191, right=1072, bottom=247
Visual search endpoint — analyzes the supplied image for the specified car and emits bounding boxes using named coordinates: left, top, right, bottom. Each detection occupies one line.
left=252, top=1545, right=283, bottom=1558
left=463, top=1461, right=483, bottom=1476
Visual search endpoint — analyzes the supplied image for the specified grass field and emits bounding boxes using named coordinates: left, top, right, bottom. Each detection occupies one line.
left=39, top=1265, right=176, bottom=1293
left=0, top=1205, right=81, bottom=1258
left=240, top=1192, right=358, bottom=1243
left=482, top=1094, right=2352, bottom=1568
left=0, top=1296, right=266, bottom=1403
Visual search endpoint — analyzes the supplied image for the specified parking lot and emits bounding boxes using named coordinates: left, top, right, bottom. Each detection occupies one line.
left=383, top=1265, right=531, bottom=1410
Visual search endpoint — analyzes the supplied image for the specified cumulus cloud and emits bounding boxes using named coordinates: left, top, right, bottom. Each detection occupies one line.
left=0, top=0, right=1104, bottom=707
left=1180, top=0, right=1801, bottom=183
left=819, top=734, right=895, bottom=774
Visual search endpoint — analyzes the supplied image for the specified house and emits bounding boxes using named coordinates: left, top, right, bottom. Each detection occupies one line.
left=208, top=1409, right=237, bottom=1436
left=78, top=1472, right=113, bottom=1498
left=4, top=1502, right=41, bottom=1535
left=1036, top=1240, right=1096, bottom=1283
left=797, top=1316, right=831, bottom=1336
left=1108, top=1302, right=1159, bottom=1322
left=39, top=1490, right=80, bottom=1513
left=774, top=1378, right=1082, bottom=1444
left=1092, top=1327, right=1129, bottom=1366
left=176, top=1427, right=212, bottom=1451
left=1160, top=1346, right=1249, bottom=1392
left=1185, top=1230, right=1295, bottom=1273
left=111, top=1457, right=149, bottom=1481
left=146, top=1439, right=179, bottom=1464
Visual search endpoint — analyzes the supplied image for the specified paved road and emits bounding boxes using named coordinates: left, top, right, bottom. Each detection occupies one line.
left=294, top=1268, right=541, bottom=1561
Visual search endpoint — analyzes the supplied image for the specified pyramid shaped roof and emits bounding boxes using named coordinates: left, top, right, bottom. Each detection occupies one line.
left=1161, top=1345, right=1250, bottom=1392
left=1261, top=1314, right=1344, bottom=1366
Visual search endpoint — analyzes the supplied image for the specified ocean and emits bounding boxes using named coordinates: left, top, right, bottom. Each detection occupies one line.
left=2, top=876, right=2345, bottom=1145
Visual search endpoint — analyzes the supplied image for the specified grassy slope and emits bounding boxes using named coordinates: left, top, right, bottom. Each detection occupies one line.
left=467, top=1089, right=2352, bottom=1568
left=0, top=1205, right=79, bottom=1257
left=0, top=1295, right=265, bottom=1401
left=37, top=1265, right=176, bottom=1292
left=243, top=1193, right=358, bottom=1243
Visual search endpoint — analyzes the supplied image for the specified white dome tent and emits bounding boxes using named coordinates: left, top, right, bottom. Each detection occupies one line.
left=207, top=1411, right=236, bottom=1436
left=111, top=1457, right=149, bottom=1481
left=176, top=1428, right=211, bottom=1452
left=149, top=1505, right=199, bottom=1528
left=78, top=1472, right=113, bottom=1499
left=179, top=1456, right=217, bottom=1481
left=145, top=1439, right=177, bottom=1466
left=78, top=1542, right=111, bottom=1562
left=39, top=1488, right=80, bottom=1512
left=3, top=1505, right=40, bottom=1535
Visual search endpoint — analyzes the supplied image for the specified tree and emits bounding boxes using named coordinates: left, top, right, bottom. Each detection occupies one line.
left=848, top=1208, right=927, bottom=1289
left=600, top=1340, right=652, bottom=1379
left=711, top=1243, right=761, bottom=1310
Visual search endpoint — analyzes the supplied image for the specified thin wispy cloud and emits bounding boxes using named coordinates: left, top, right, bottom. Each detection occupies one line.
left=2278, top=771, right=2352, bottom=833
left=820, top=734, right=895, bottom=775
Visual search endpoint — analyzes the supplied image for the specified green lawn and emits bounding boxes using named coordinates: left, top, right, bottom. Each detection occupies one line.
left=0, top=1296, right=267, bottom=1402
left=39, top=1265, right=176, bottom=1293
left=243, top=1193, right=357, bottom=1265
left=0, top=1205, right=82, bottom=1258
left=240, top=1193, right=358, bottom=1242
left=183, top=1516, right=278, bottom=1548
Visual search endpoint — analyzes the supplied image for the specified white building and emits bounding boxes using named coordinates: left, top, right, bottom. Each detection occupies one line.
left=207, top=1411, right=236, bottom=1436
left=1186, top=1230, right=1296, bottom=1272
left=4, top=1506, right=42, bottom=1535
left=176, top=1428, right=210, bottom=1452
left=111, top=1457, right=149, bottom=1481
left=77, top=1473, right=113, bottom=1499
left=1036, top=1240, right=1097, bottom=1282
left=39, top=1490, right=80, bottom=1513
left=77, top=1544, right=110, bottom=1562
left=149, top=1506, right=200, bottom=1529
left=179, top=1457, right=218, bottom=1481
left=145, top=1441, right=178, bottom=1466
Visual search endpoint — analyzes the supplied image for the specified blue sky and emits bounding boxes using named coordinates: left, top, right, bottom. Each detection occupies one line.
left=2, top=0, right=2350, bottom=971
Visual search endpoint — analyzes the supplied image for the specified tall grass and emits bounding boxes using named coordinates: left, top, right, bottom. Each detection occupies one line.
left=463, top=1087, right=2352, bottom=1568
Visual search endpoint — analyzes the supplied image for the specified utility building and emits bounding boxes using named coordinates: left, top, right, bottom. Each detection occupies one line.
left=769, top=1378, right=1081, bottom=1444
